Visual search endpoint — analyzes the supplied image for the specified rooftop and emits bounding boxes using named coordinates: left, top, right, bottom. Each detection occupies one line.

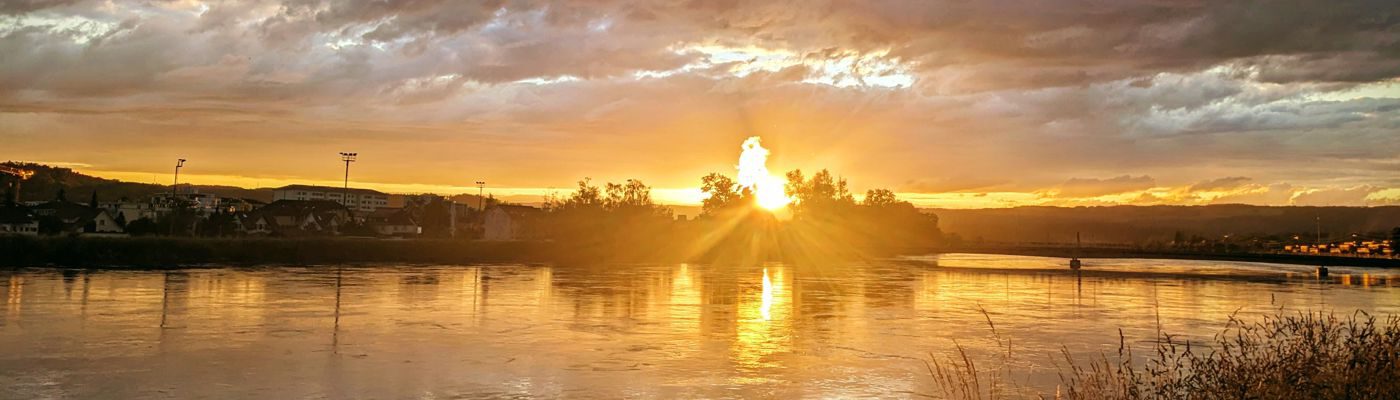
left=275, top=184, right=388, bottom=197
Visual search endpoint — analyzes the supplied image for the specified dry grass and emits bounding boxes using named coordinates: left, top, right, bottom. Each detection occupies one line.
left=922, top=304, right=1032, bottom=399
left=927, top=309, right=1400, bottom=399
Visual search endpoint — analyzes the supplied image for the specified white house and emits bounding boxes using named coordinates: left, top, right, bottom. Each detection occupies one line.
left=367, top=208, right=421, bottom=237
left=273, top=185, right=390, bottom=213
left=483, top=205, right=541, bottom=241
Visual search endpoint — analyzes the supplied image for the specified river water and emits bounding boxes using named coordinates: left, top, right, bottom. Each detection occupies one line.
left=2, top=254, right=1397, bottom=399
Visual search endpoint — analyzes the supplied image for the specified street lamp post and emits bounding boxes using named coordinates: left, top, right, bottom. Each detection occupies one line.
left=169, top=158, right=186, bottom=236
left=476, top=181, right=486, bottom=211
left=339, top=152, right=357, bottom=209
left=172, top=159, right=186, bottom=197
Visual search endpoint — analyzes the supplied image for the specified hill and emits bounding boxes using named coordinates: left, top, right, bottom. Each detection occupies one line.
left=1, top=162, right=275, bottom=203
left=930, top=205, right=1400, bottom=245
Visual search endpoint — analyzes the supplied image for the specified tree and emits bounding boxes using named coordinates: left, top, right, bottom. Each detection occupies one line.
left=89, top=191, right=98, bottom=208
left=604, top=179, right=656, bottom=211
left=419, top=197, right=452, bottom=237
left=700, top=173, right=748, bottom=216
left=38, top=215, right=65, bottom=235
left=125, top=217, right=158, bottom=236
left=544, top=178, right=604, bottom=212
left=784, top=169, right=854, bottom=218
left=862, top=189, right=900, bottom=207
left=199, top=210, right=239, bottom=237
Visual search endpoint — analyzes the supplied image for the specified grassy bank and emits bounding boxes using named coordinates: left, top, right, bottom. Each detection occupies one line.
left=926, top=310, right=1400, bottom=399
left=0, top=236, right=555, bottom=268
left=0, top=234, right=914, bottom=268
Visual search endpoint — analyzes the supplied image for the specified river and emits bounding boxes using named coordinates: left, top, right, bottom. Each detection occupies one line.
left=2, top=254, right=1397, bottom=398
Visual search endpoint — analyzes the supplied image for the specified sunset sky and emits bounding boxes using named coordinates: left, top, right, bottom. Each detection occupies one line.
left=2, top=0, right=1398, bottom=207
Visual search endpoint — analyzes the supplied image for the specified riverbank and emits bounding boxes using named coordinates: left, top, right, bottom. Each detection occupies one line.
left=2, top=236, right=1397, bottom=268
left=932, top=244, right=1400, bottom=268
left=0, top=236, right=555, bottom=268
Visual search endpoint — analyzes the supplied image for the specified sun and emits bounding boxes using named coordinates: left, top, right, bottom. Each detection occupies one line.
left=735, top=136, right=792, bottom=210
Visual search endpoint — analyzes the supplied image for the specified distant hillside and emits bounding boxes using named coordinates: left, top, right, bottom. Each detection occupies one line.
left=930, top=205, right=1400, bottom=245
left=1, top=162, right=274, bottom=203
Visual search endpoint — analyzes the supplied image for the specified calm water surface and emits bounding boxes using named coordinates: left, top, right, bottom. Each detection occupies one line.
left=3, top=254, right=1398, bottom=399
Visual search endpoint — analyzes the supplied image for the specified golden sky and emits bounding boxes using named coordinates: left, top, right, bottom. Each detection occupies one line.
left=2, top=1, right=1399, bottom=207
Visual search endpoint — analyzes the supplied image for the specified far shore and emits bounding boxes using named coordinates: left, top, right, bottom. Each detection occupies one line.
left=1, top=236, right=1396, bottom=269
left=932, top=244, right=1400, bottom=268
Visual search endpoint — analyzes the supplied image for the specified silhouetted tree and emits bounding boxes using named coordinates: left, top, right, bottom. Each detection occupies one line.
left=543, top=178, right=675, bottom=259
left=545, top=178, right=605, bottom=211
left=199, top=210, right=239, bottom=237
left=419, top=198, right=452, bottom=237
left=604, top=179, right=671, bottom=217
left=700, top=173, right=745, bottom=216
left=55, top=187, right=67, bottom=202
left=862, top=189, right=899, bottom=207
left=784, top=169, right=855, bottom=219
left=89, top=191, right=98, bottom=208
left=37, top=215, right=65, bottom=235
left=125, top=217, right=158, bottom=236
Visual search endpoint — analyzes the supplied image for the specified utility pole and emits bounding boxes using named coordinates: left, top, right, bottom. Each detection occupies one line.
left=340, top=152, right=357, bottom=209
left=476, top=181, right=486, bottom=211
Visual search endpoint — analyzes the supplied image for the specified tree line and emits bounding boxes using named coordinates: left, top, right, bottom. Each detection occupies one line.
left=538, top=169, right=942, bottom=262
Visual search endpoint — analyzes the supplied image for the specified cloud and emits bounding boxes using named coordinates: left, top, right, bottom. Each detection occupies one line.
left=1188, top=176, right=1253, bottom=192
left=0, top=0, right=1397, bottom=206
left=1052, top=175, right=1157, bottom=198
left=1292, top=185, right=1384, bottom=206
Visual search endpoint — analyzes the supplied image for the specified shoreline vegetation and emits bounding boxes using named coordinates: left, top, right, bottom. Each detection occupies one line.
left=925, top=309, right=1400, bottom=399
left=4, top=167, right=1396, bottom=269
left=2, top=235, right=1396, bottom=269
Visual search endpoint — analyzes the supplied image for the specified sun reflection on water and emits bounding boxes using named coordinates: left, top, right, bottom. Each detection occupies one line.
left=734, top=265, right=791, bottom=373
left=3, top=257, right=1399, bottom=398
left=760, top=268, right=773, bottom=321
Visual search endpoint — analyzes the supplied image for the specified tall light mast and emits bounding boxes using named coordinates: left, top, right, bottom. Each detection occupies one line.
left=339, top=152, right=357, bottom=209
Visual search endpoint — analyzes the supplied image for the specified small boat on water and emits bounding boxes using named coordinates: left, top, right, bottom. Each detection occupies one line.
left=1070, top=232, right=1082, bottom=270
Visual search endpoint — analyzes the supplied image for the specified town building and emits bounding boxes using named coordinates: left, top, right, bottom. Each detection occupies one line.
left=241, top=200, right=351, bottom=237
left=28, top=201, right=124, bottom=235
left=483, top=204, right=542, bottom=241
left=273, top=185, right=390, bottom=213
left=0, top=207, right=39, bottom=236
left=106, top=201, right=160, bottom=224
left=367, top=207, right=421, bottom=237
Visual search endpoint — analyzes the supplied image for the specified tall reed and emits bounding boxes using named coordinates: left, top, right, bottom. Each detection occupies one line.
left=927, top=309, right=1400, bottom=399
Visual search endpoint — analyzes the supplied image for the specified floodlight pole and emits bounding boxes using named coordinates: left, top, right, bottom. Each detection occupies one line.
left=476, top=181, right=486, bottom=211
left=340, top=152, right=357, bottom=209
left=169, top=158, right=186, bottom=236
left=172, top=159, right=186, bottom=197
